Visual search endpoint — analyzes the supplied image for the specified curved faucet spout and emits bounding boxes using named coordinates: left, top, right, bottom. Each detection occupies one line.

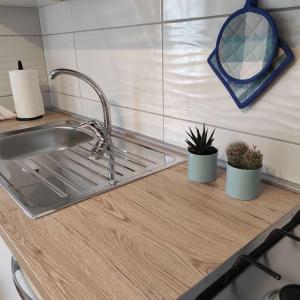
left=49, top=68, right=112, bottom=133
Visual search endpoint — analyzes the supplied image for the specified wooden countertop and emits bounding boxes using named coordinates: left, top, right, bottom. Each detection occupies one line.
left=1, top=111, right=300, bottom=299
left=0, top=111, right=72, bottom=134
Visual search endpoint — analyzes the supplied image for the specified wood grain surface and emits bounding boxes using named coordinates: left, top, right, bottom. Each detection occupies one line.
left=0, top=111, right=70, bottom=134
left=1, top=112, right=300, bottom=299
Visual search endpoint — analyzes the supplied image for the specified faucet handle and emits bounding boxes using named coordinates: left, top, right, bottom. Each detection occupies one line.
left=79, top=120, right=105, bottom=140
left=81, top=119, right=97, bottom=126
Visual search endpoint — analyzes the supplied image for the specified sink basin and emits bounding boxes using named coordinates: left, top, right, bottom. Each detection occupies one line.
left=0, top=126, right=93, bottom=161
left=0, top=119, right=185, bottom=219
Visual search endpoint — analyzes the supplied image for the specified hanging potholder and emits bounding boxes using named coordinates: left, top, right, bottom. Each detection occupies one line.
left=208, top=0, right=294, bottom=108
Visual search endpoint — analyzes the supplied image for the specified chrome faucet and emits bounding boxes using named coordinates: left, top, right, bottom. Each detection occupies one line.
left=49, top=68, right=116, bottom=185
left=49, top=68, right=112, bottom=137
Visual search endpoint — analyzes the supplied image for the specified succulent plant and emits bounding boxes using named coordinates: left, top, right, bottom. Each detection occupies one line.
left=226, top=142, right=263, bottom=170
left=186, top=125, right=217, bottom=155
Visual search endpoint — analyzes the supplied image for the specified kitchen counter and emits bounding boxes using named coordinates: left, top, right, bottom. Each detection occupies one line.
left=1, top=111, right=300, bottom=299
left=0, top=111, right=72, bottom=134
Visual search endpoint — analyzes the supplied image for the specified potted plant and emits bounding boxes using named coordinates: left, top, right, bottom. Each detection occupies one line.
left=226, top=142, right=263, bottom=200
left=186, top=125, right=218, bottom=183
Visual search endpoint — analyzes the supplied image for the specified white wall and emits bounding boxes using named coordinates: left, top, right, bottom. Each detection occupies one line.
left=0, top=6, right=49, bottom=111
left=39, top=0, right=300, bottom=185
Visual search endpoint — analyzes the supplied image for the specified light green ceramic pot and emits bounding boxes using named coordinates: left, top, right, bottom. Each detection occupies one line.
left=188, top=151, right=218, bottom=183
left=226, top=163, right=262, bottom=201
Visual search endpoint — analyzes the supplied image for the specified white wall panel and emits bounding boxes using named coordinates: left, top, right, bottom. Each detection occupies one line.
left=0, top=0, right=58, bottom=6
left=0, top=36, right=47, bottom=96
left=38, top=0, right=72, bottom=34
left=0, top=6, right=41, bottom=35
left=39, top=0, right=300, bottom=185
left=70, top=0, right=161, bottom=32
left=163, top=16, right=300, bottom=145
left=51, top=93, right=164, bottom=140
left=0, top=96, right=15, bottom=111
left=164, top=0, right=300, bottom=21
left=39, top=0, right=161, bottom=34
left=0, top=93, right=50, bottom=112
left=271, top=10, right=300, bottom=48
left=43, top=33, right=80, bottom=96
left=164, top=117, right=300, bottom=184
left=75, top=25, right=163, bottom=114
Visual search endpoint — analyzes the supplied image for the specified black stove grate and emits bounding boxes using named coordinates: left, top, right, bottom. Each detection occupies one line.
left=195, top=209, right=300, bottom=300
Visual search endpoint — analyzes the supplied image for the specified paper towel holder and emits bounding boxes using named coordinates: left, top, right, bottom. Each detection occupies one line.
left=9, top=60, right=45, bottom=121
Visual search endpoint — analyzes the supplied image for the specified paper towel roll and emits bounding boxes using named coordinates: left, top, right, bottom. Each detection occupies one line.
left=9, top=69, right=45, bottom=120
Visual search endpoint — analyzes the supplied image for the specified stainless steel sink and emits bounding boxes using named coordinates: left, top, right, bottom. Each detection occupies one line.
left=0, top=119, right=185, bottom=219
left=0, top=125, right=93, bottom=161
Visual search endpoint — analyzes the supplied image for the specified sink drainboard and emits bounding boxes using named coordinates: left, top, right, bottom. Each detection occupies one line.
left=0, top=122, right=185, bottom=219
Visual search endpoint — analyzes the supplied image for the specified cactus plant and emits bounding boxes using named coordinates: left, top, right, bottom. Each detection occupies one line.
left=226, top=142, right=249, bottom=169
left=243, top=146, right=263, bottom=170
left=186, top=125, right=217, bottom=155
left=226, top=142, right=263, bottom=170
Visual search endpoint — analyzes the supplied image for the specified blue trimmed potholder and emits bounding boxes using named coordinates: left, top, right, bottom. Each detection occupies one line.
left=208, top=0, right=294, bottom=108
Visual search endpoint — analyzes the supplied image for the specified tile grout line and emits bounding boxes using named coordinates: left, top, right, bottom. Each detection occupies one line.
left=36, top=6, right=50, bottom=96
left=0, top=91, right=49, bottom=98
left=42, top=21, right=161, bottom=36
left=73, top=31, right=82, bottom=98
left=47, top=91, right=300, bottom=148
left=1, top=5, right=298, bottom=38
left=0, top=34, right=42, bottom=37
left=162, top=115, right=300, bottom=148
left=50, top=91, right=164, bottom=116
left=161, top=0, right=165, bottom=143
left=69, top=0, right=82, bottom=99
left=38, top=5, right=300, bottom=37
left=37, top=3, right=300, bottom=148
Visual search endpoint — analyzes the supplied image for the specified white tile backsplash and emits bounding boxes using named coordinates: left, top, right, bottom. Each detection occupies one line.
left=271, top=10, right=300, bottom=48
left=164, top=0, right=242, bottom=21
left=164, top=116, right=300, bottom=183
left=42, top=92, right=52, bottom=108
left=0, top=6, right=47, bottom=103
left=37, top=0, right=61, bottom=7
left=50, top=92, right=84, bottom=116
left=110, top=106, right=163, bottom=140
left=51, top=92, right=163, bottom=140
left=163, top=0, right=300, bottom=21
left=43, top=33, right=80, bottom=96
left=0, top=35, right=47, bottom=96
left=0, top=6, right=41, bottom=35
left=163, top=19, right=300, bottom=144
left=70, top=0, right=161, bottom=31
left=39, top=1, right=300, bottom=185
left=0, top=96, right=15, bottom=111
left=0, top=93, right=50, bottom=112
left=38, top=0, right=72, bottom=34
left=75, top=24, right=163, bottom=114
left=39, top=0, right=161, bottom=35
